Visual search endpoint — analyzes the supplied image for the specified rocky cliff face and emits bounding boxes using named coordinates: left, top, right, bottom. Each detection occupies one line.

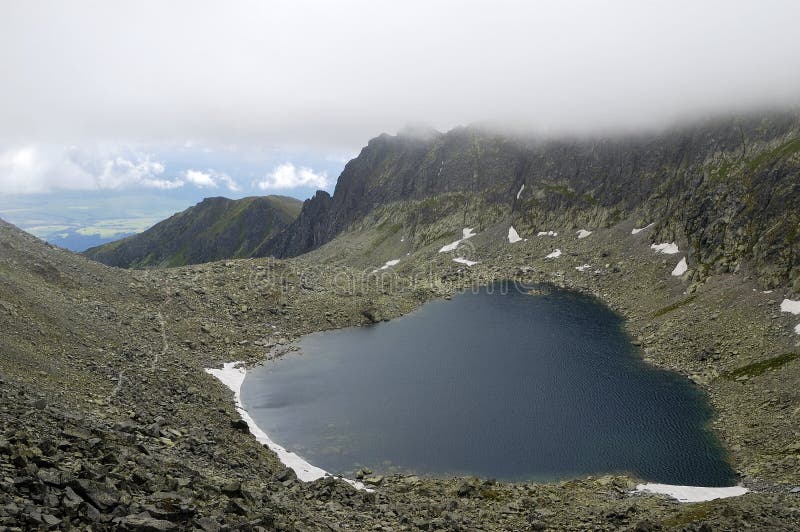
left=255, top=191, right=334, bottom=258
left=268, top=112, right=800, bottom=290
left=84, top=195, right=301, bottom=267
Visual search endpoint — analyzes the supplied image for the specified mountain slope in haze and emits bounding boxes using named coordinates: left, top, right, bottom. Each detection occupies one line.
left=263, top=112, right=800, bottom=291
left=84, top=195, right=302, bottom=267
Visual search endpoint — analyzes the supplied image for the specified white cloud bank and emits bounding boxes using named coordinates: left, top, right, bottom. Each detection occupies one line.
left=1, top=1, right=799, bottom=149
left=256, top=162, right=328, bottom=190
left=0, top=144, right=240, bottom=194
left=183, top=169, right=240, bottom=191
left=0, top=145, right=173, bottom=194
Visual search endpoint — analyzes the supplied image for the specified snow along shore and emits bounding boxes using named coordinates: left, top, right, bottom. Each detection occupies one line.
left=206, top=362, right=366, bottom=489
left=635, top=483, right=748, bottom=503
left=206, top=364, right=752, bottom=499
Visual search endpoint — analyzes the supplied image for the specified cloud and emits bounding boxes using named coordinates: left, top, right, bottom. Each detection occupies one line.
left=0, top=146, right=51, bottom=194
left=0, top=1, right=798, bottom=150
left=0, top=142, right=254, bottom=194
left=256, top=163, right=328, bottom=190
left=182, top=169, right=241, bottom=191
left=0, top=144, right=183, bottom=194
left=140, top=177, right=184, bottom=190
left=96, top=155, right=168, bottom=190
left=182, top=169, right=216, bottom=188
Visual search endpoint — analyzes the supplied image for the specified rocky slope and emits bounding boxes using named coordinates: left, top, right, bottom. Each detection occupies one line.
left=266, top=112, right=800, bottom=291
left=3, top=213, right=800, bottom=530
left=84, top=196, right=302, bottom=268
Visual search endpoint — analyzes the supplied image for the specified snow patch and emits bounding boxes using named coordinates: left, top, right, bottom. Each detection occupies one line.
left=205, top=362, right=366, bottom=489
left=651, top=242, right=679, bottom=255
left=780, top=299, right=800, bottom=315
left=575, top=264, right=591, bottom=272
left=516, top=183, right=525, bottom=199
left=452, top=257, right=478, bottom=266
left=508, top=226, right=522, bottom=243
left=537, top=231, right=557, bottom=237
left=545, top=249, right=562, bottom=259
left=635, top=483, right=748, bottom=503
left=631, top=223, right=654, bottom=235
left=439, top=227, right=476, bottom=253
left=795, top=323, right=800, bottom=335
left=672, top=257, right=688, bottom=276
left=576, top=229, right=592, bottom=239
left=372, top=259, right=400, bottom=273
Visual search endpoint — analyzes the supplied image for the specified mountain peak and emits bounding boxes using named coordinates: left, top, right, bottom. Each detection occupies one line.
left=84, top=195, right=302, bottom=267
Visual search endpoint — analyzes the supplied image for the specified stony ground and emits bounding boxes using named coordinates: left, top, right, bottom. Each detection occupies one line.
left=1, top=216, right=800, bottom=530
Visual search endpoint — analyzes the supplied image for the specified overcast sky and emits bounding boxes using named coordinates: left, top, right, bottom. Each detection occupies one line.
left=4, top=0, right=800, bottom=145
left=1, top=1, right=800, bottom=215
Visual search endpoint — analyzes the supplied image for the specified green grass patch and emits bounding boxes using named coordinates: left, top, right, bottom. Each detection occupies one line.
left=581, top=193, right=599, bottom=205
left=543, top=184, right=578, bottom=200
left=479, top=488, right=505, bottom=501
left=709, top=159, right=732, bottom=182
left=746, top=138, right=800, bottom=171
left=365, top=224, right=401, bottom=254
left=661, top=503, right=713, bottom=528
left=651, top=295, right=697, bottom=318
left=724, top=352, right=800, bottom=380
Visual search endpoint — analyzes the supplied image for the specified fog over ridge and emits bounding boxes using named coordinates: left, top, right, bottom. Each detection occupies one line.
left=1, top=0, right=800, bottom=150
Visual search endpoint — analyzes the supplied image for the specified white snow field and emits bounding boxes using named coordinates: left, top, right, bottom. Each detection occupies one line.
left=508, top=226, right=522, bottom=243
left=635, top=483, right=748, bottom=503
left=672, top=257, right=688, bottom=276
left=780, top=299, right=800, bottom=315
left=439, top=227, right=476, bottom=252
left=372, top=259, right=400, bottom=273
left=651, top=242, right=679, bottom=254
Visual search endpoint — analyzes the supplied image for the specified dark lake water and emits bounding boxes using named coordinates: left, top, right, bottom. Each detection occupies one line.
left=241, top=283, right=736, bottom=485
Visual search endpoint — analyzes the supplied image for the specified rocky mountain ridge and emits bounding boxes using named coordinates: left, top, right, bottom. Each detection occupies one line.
left=266, top=112, right=800, bottom=291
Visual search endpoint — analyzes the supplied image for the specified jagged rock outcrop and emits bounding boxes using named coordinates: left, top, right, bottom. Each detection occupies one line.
left=255, top=191, right=334, bottom=258
left=84, top=195, right=301, bottom=267
left=268, top=112, right=800, bottom=290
